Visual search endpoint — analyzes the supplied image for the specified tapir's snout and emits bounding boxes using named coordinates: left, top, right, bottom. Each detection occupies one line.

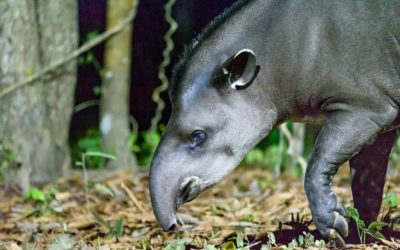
left=149, top=146, right=205, bottom=231
left=149, top=156, right=179, bottom=231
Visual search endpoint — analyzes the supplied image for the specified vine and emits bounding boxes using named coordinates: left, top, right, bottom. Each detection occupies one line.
left=0, top=2, right=139, bottom=99
left=150, top=0, right=178, bottom=131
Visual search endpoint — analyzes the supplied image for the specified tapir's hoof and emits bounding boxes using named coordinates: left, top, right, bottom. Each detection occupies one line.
left=313, top=201, right=348, bottom=247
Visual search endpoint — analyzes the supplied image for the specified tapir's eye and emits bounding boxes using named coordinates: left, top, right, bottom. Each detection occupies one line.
left=190, top=130, right=207, bottom=147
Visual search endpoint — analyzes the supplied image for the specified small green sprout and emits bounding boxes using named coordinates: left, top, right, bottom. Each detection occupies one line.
left=347, top=206, right=388, bottom=244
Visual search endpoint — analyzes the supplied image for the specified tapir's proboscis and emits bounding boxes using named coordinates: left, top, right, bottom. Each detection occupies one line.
left=149, top=0, right=400, bottom=246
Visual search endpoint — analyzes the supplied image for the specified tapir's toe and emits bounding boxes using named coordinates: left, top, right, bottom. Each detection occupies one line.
left=328, top=228, right=346, bottom=247
left=332, top=211, right=349, bottom=238
left=316, top=208, right=349, bottom=247
left=311, top=199, right=349, bottom=247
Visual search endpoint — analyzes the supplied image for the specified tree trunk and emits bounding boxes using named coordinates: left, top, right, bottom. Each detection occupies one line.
left=0, top=1, right=78, bottom=189
left=100, top=0, right=138, bottom=170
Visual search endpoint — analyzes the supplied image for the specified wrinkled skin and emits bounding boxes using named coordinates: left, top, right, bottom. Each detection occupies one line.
left=149, top=0, right=400, bottom=246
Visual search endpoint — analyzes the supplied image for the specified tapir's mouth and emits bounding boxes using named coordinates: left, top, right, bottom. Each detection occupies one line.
left=176, top=176, right=203, bottom=208
left=151, top=174, right=214, bottom=232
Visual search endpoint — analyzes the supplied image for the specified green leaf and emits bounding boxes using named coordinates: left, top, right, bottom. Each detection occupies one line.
left=347, top=207, right=360, bottom=219
left=236, top=232, right=244, bottom=248
left=128, top=133, right=141, bottom=153
left=115, top=218, right=124, bottom=238
left=144, top=130, right=161, bottom=147
left=93, top=85, right=102, bottom=96
left=94, top=183, right=114, bottom=197
left=242, top=214, right=254, bottom=222
left=267, top=232, right=276, bottom=246
left=221, top=241, right=236, bottom=250
left=244, top=148, right=264, bottom=165
left=368, top=221, right=388, bottom=231
left=86, top=30, right=99, bottom=41
left=288, top=239, right=298, bottom=248
left=24, top=187, right=46, bottom=202
left=165, top=239, right=186, bottom=250
left=367, top=230, right=386, bottom=240
left=389, top=194, right=399, bottom=207
left=298, top=235, right=304, bottom=246
left=385, top=191, right=399, bottom=208
left=78, top=56, right=85, bottom=65
left=85, top=52, right=95, bottom=64
left=347, top=207, right=365, bottom=229
left=314, top=240, right=325, bottom=248
left=85, top=151, right=116, bottom=160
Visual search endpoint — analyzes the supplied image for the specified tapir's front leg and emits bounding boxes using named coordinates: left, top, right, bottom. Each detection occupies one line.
left=304, top=108, right=397, bottom=246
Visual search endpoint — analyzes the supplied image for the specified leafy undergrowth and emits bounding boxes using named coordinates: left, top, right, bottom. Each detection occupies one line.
left=0, top=166, right=400, bottom=249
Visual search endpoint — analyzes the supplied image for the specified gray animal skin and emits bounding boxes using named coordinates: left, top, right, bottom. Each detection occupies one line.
left=149, top=0, right=400, bottom=246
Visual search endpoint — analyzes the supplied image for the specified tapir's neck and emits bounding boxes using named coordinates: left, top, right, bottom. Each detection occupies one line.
left=193, top=0, right=336, bottom=123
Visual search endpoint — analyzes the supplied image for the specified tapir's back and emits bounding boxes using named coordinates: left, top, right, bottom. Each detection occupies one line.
left=320, top=1, right=400, bottom=102
left=270, top=0, right=400, bottom=105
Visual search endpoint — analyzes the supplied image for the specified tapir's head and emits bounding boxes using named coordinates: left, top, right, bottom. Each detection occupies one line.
left=149, top=47, right=278, bottom=231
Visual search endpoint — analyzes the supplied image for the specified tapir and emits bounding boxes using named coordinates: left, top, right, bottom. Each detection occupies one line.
left=149, top=0, right=400, bottom=246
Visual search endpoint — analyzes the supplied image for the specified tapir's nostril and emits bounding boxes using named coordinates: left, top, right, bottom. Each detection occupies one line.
left=168, top=223, right=177, bottom=231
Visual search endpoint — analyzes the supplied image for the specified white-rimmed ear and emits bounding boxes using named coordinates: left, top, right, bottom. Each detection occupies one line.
left=220, top=49, right=260, bottom=90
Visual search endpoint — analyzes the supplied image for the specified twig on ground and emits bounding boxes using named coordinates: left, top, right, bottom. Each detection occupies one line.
left=247, top=241, right=262, bottom=249
left=120, top=182, right=146, bottom=213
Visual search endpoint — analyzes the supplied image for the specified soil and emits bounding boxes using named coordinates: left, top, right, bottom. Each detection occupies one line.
left=1, top=165, right=399, bottom=249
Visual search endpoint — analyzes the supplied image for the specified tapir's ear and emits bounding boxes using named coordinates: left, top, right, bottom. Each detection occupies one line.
left=218, top=49, right=260, bottom=90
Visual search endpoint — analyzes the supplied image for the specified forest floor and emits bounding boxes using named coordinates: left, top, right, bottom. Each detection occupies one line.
left=1, top=165, right=400, bottom=250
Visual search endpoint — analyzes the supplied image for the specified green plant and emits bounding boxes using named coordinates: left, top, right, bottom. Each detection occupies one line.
left=78, top=31, right=103, bottom=74
left=221, top=241, right=237, bottom=250
left=384, top=190, right=399, bottom=208
left=287, top=238, right=298, bottom=249
left=235, top=232, right=246, bottom=249
left=219, top=233, right=249, bottom=250
left=74, top=129, right=104, bottom=169
left=129, top=129, right=161, bottom=166
left=25, top=187, right=46, bottom=202
left=0, top=142, right=17, bottom=181
left=286, top=232, right=325, bottom=249
left=24, top=186, right=58, bottom=216
left=165, top=239, right=186, bottom=250
left=243, top=128, right=299, bottom=175
left=244, top=144, right=289, bottom=170
left=75, top=151, right=116, bottom=205
left=347, top=207, right=387, bottom=244
left=266, top=232, right=277, bottom=248
left=92, top=213, right=124, bottom=239
left=88, top=182, right=114, bottom=197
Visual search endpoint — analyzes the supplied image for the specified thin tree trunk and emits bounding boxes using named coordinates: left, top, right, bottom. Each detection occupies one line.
left=0, top=0, right=78, bottom=189
left=100, top=0, right=138, bottom=170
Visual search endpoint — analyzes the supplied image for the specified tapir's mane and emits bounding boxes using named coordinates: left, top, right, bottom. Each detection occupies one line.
left=169, top=0, right=253, bottom=99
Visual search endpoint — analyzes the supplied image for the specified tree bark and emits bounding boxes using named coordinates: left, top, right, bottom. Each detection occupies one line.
left=100, top=0, right=138, bottom=170
left=0, top=0, right=78, bottom=189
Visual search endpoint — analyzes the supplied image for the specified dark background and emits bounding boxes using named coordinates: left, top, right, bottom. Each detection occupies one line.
left=71, top=0, right=237, bottom=140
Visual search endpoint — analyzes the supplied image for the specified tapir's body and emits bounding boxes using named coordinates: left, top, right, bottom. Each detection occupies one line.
left=150, top=0, right=400, bottom=246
